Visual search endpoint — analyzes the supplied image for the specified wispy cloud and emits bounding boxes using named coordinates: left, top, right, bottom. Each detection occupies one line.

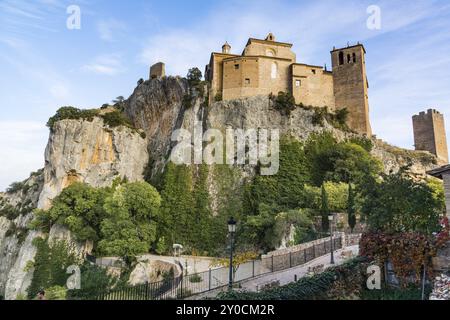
left=81, top=53, right=125, bottom=75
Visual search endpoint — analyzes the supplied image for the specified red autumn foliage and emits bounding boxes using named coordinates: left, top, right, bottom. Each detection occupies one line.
left=360, top=232, right=438, bottom=286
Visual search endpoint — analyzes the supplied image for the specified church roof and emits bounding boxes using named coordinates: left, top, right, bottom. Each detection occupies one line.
left=245, top=37, right=293, bottom=48
left=427, top=164, right=450, bottom=179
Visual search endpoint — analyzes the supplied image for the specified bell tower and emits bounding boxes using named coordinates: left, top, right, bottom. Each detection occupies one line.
left=331, top=44, right=372, bottom=136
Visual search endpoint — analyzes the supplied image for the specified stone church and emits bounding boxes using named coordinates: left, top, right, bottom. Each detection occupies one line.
left=205, top=33, right=372, bottom=136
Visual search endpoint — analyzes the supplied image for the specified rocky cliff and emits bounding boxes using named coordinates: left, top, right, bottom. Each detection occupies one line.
left=0, top=116, right=148, bottom=299
left=0, top=76, right=439, bottom=299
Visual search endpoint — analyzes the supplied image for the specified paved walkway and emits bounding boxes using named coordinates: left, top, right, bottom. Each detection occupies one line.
left=188, top=245, right=359, bottom=299
left=240, top=245, right=359, bottom=291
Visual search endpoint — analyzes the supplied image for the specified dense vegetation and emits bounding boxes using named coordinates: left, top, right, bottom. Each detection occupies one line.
left=46, top=106, right=143, bottom=138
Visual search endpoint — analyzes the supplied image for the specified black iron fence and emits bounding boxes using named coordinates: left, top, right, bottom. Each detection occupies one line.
left=96, top=236, right=345, bottom=300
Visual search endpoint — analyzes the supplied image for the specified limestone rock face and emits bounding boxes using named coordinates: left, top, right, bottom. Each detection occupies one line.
left=38, top=117, right=149, bottom=210
left=1, top=116, right=148, bottom=299
left=129, top=258, right=182, bottom=286
left=0, top=172, right=44, bottom=300
left=125, top=76, right=203, bottom=178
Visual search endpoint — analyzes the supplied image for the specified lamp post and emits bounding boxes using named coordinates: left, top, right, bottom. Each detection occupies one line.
left=328, top=214, right=335, bottom=265
left=228, top=217, right=237, bottom=290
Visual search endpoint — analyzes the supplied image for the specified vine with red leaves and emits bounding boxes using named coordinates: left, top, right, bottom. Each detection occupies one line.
left=359, top=231, right=445, bottom=287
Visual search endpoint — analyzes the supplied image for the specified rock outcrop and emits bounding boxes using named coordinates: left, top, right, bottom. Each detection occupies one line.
left=38, top=117, right=149, bottom=210
left=0, top=172, right=43, bottom=299
left=0, top=116, right=148, bottom=299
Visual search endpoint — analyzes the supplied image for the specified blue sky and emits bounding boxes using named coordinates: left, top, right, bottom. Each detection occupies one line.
left=0, top=0, right=450, bottom=191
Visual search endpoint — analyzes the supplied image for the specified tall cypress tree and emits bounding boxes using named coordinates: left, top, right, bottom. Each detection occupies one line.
left=320, top=183, right=330, bottom=233
left=348, top=183, right=356, bottom=233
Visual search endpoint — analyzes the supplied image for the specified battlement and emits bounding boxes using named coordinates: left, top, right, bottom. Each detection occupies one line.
left=412, top=108, right=449, bottom=164
left=414, top=109, right=442, bottom=117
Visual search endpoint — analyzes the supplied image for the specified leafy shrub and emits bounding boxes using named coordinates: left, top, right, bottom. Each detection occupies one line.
left=0, top=203, right=21, bottom=220
left=28, top=238, right=79, bottom=299
left=361, top=285, right=431, bottom=300
left=45, top=286, right=67, bottom=300
left=311, top=107, right=328, bottom=126
left=67, top=263, right=119, bottom=300
left=100, top=110, right=133, bottom=128
left=271, top=92, right=296, bottom=116
left=347, top=136, right=373, bottom=152
left=214, top=93, right=223, bottom=102
left=6, top=182, right=25, bottom=194
left=189, top=274, right=202, bottom=283
left=47, top=106, right=99, bottom=131
left=187, top=67, right=202, bottom=86
left=360, top=232, right=438, bottom=285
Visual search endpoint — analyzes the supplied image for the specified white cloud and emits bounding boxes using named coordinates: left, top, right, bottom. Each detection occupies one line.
left=0, top=121, right=48, bottom=192
left=81, top=53, right=125, bottom=76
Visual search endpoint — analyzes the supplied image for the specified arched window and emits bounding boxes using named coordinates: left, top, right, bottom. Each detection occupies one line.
left=271, top=62, right=278, bottom=79
left=266, top=48, right=276, bottom=57
left=352, top=53, right=356, bottom=63
left=338, top=51, right=344, bottom=65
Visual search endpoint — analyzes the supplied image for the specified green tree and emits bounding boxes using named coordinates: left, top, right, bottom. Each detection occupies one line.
left=187, top=67, right=202, bottom=86
left=320, top=184, right=330, bottom=233
left=360, top=167, right=441, bottom=235
left=30, top=183, right=110, bottom=242
left=348, top=183, right=356, bottom=233
left=98, top=182, right=162, bottom=259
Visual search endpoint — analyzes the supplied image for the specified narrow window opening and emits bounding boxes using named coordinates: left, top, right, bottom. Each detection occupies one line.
left=234, top=64, right=239, bottom=70
left=338, top=51, right=344, bottom=65
left=347, top=54, right=351, bottom=63
left=295, top=80, right=301, bottom=87
left=271, top=62, right=278, bottom=79
left=352, top=53, right=356, bottom=63
left=245, top=78, right=250, bottom=85
left=311, top=69, right=316, bottom=74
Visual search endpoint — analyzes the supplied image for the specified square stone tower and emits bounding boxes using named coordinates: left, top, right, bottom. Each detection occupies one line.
left=331, top=44, right=372, bottom=136
left=413, top=109, right=449, bottom=164
left=150, top=62, right=165, bottom=79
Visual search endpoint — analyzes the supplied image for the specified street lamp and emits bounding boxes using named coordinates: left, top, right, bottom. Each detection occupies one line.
left=228, top=217, right=237, bottom=290
left=328, top=214, right=335, bottom=265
